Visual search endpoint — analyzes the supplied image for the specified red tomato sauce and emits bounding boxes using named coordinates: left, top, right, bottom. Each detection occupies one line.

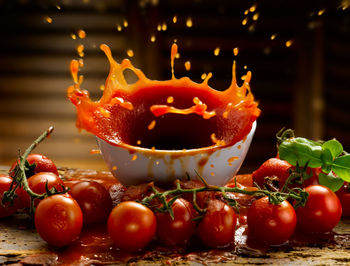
left=67, top=43, right=260, bottom=150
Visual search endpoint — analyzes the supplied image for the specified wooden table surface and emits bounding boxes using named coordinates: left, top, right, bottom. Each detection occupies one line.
left=2, top=166, right=350, bottom=265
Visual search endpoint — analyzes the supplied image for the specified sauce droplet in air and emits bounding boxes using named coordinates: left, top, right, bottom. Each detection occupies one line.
left=214, top=47, right=220, bottom=56
left=56, top=5, right=61, bottom=10
left=132, top=155, right=137, bottom=161
left=233, top=47, right=239, bottom=56
left=127, top=49, right=134, bottom=58
left=252, top=13, right=259, bottom=21
left=167, top=96, right=174, bottom=103
left=44, top=16, right=52, bottom=24
left=90, top=149, right=101, bottom=155
left=123, top=19, right=128, bottom=28
left=186, top=17, right=193, bottom=28
left=136, top=140, right=141, bottom=145
left=77, top=44, right=84, bottom=57
left=173, top=15, right=177, bottom=23
left=244, top=9, right=249, bottom=15
left=285, top=40, right=293, bottom=47
left=249, top=4, right=257, bottom=12
left=270, top=34, right=277, bottom=40
left=148, top=120, right=156, bottom=130
left=117, top=25, right=122, bottom=31
left=201, top=73, right=207, bottom=80
left=157, top=24, right=162, bottom=31
left=184, top=61, right=191, bottom=71
left=162, top=22, right=167, bottom=31
left=150, top=35, right=156, bottom=42
left=318, top=9, right=326, bottom=16
left=112, top=166, right=117, bottom=171
left=242, top=17, right=248, bottom=26
left=78, top=29, right=86, bottom=39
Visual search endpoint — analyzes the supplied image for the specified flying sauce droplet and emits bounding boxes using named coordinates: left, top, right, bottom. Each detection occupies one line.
left=285, top=40, right=294, bottom=47
left=318, top=8, right=326, bottom=16
left=99, top=84, right=105, bottom=91
left=117, top=24, right=122, bottom=31
left=244, top=9, right=249, bottom=15
left=162, top=22, right=167, bottom=31
left=150, top=35, right=156, bottom=42
left=252, top=12, right=259, bottom=21
left=157, top=24, right=162, bottom=31
left=214, top=47, right=220, bottom=56
left=78, top=59, right=84, bottom=67
left=201, top=73, right=207, bottom=80
left=244, top=65, right=247, bottom=70
left=148, top=120, right=156, bottom=130
left=112, top=166, right=118, bottom=171
left=77, top=44, right=84, bottom=57
left=186, top=17, right=193, bottom=28
left=123, top=19, right=128, bottom=28
left=90, top=149, right=101, bottom=155
left=132, top=155, right=137, bottom=161
left=271, top=34, right=277, bottom=40
left=173, top=15, right=177, bottom=23
left=127, top=49, right=134, bottom=57
left=184, top=61, right=191, bottom=71
left=136, top=140, right=141, bottom=145
left=44, top=16, right=52, bottom=24
left=249, top=4, right=257, bottom=12
left=242, top=17, right=248, bottom=26
left=233, top=47, right=239, bottom=56
left=71, top=34, right=77, bottom=40
left=56, top=5, right=61, bottom=10
left=167, top=96, right=174, bottom=103
left=78, top=29, right=86, bottom=39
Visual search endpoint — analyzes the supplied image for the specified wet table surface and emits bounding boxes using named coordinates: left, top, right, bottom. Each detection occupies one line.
left=1, top=166, right=350, bottom=265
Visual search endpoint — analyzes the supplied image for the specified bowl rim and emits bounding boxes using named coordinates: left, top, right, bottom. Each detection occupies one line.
left=97, top=121, right=257, bottom=156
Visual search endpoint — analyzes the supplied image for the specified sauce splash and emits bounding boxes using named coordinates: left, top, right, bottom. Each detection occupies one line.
left=67, top=43, right=260, bottom=151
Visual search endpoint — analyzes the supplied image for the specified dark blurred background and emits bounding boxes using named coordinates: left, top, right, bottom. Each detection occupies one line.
left=0, top=0, right=349, bottom=172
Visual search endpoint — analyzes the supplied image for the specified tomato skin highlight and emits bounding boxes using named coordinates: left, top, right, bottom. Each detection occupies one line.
left=156, top=198, right=197, bottom=246
left=336, top=183, right=350, bottom=217
left=197, top=199, right=237, bottom=248
left=0, top=175, right=19, bottom=217
left=108, top=201, right=157, bottom=252
left=35, top=194, right=83, bottom=247
left=69, top=181, right=112, bottom=225
left=296, top=185, right=342, bottom=233
left=247, top=197, right=296, bottom=245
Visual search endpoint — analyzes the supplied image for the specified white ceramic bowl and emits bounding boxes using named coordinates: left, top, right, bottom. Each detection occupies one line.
left=97, top=121, right=256, bottom=187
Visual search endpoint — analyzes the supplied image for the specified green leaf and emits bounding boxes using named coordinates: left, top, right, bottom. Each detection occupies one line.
left=322, top=139, right=343, bottom=159
left=332, top=155, right=350, bottom=182
left=318, top=172, right=344, bottom=192
left=279, top=137, right=323, bottom=168
left=321, top=148, right=333, bottom=174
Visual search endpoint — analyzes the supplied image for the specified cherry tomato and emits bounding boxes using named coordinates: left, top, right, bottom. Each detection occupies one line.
left=25, top=172, right=65, bottom=207
left=336, top=183, right=350, bottom=217
left=247, top=196, right=296, bottom=245
left=10, top=154, right=58, bottom=178
left=0, top=175, right=19, bottom=217
left=197, top=199, right=237, bottom=248
left=296, top=185, right=342, bottom=233
left=35, top=194, right=83, bottom=247
left=108, top=201, right=157, bottom=252
left=69, top=181, right=112, bottom=225
left=156, top=198, right=196, bottom=246
left=252, top=158, right=292, bottom=190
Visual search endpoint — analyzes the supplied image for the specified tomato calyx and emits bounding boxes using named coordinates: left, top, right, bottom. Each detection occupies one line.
left=140, top=172, right=309, bottom=219
left=2, top=126, right=69, bottom=215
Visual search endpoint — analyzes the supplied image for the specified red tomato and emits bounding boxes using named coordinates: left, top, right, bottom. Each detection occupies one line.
left=69, top=181, right=112, bottom=225
left=252, top=158, right=292, bottom=190
left=247, top=197, right=296, bottom=245
left=296, top=185, right=342, bottom=233
left=108, top=201, right=157, bottom=252
left=197, top=199, right=237, bottom=248
left=0, top=175, right=19, bottom=217
left=336, top=183, right=350, bottom=217
left=25, top=172, right=65, bottom=207
left=35, top=194, right=83, bottom=247
left=156, top=198, right=197, bottom=246
left=10, top=154, right=58, bottom=178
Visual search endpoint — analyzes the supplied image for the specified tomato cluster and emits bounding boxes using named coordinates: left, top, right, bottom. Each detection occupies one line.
left=0, top=154, right=347, bottom=251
